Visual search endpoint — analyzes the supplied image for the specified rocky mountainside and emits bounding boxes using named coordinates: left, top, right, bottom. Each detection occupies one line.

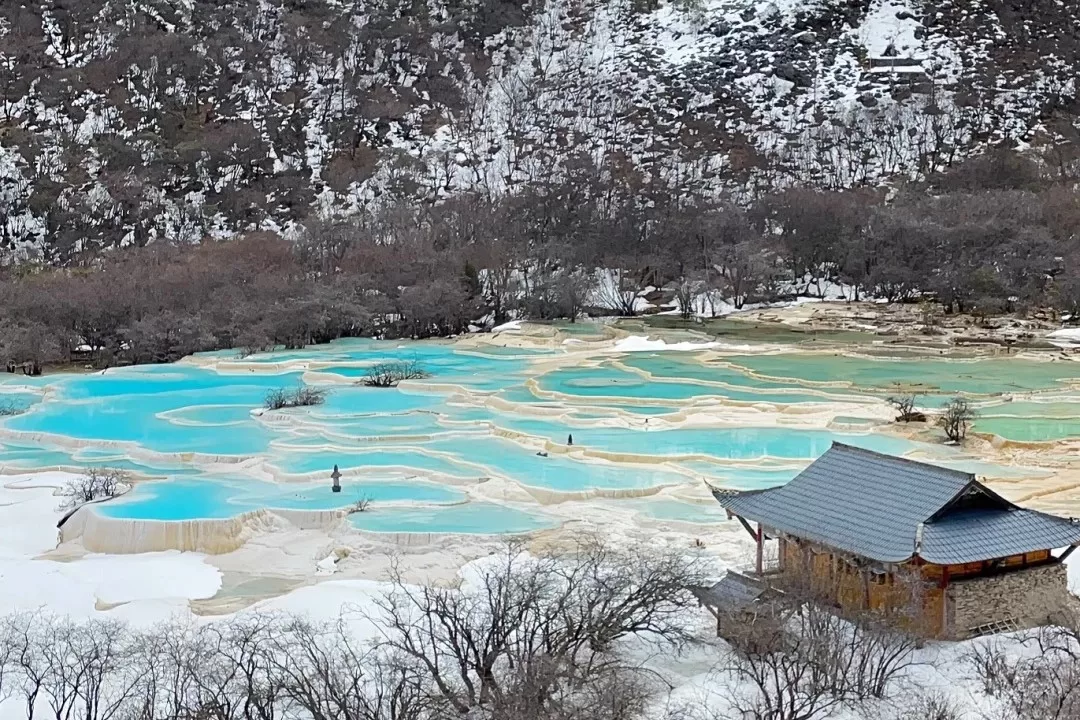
left=1, top=0, right=1077, bottom=262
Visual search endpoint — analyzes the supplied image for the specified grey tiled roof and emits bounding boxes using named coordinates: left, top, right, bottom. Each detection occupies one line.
left=692, top=572, right=766, bottom=611
left=714, top=442, right=1080, bottom=564
left=921, top=509, right=1080, bottom=565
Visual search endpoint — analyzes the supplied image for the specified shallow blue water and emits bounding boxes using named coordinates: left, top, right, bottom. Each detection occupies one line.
left=632, top=499, right=732, bottom=524
left=348, top=502, right=555, bottom=534
left=0, top=441, right=203, bottom=476
left=0, top=335, right=1046, bottom=533
left=488, top=418, right=917, bottom=460
left=271, top=447, right=480, bottom=479
left=100, top=476, right=466, bottom=521
left=423, top=437, right=688, bottom=492
left=538, top=364, right=857, bottom=405
left=675, top=463, right=801, bottom=490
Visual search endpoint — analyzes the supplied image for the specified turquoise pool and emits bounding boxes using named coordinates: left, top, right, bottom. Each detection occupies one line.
left=348, top=503, right=555, bottom=535
left=99, top=476, right=466, bottom=521
left=0, top=335, right=1052, bottom=534
left=632, top=499, right=732, bottom=524
left=725, top=354, right=1080, bottom=396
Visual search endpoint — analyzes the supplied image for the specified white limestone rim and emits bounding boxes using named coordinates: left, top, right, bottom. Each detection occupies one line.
left=60, top=506, right=352, bottom=555
left=0, top=427, right=255, bottom=466
left=346, top=522, right=564, bottom=549
left=60, top=498, right=567, bottom=554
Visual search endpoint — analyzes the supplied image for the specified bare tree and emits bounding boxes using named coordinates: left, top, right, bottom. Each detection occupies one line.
left=361, top=360, right=429, bottom=388
left=712, top=574, right=920, bottom=720
left=37, top=616, right=141, bottom=720
left=0, top=614, right=141, bottom=720
left=123, top=620, right=204, bottom=720
left=716, top=601, right=850, bottom=720
left=886, top=394, right=925, bottom=423
left=267, top=615, right=439, bottom=720
left=965, top=624, right=1080, bottom=720
left=369, top=537, right=706, bottom=717
left=674, top=275, right=703, bottom=320
left=4, top=613, right=49, bottom=720
left=937, top=397, right=976, bottom=443
left=593, top=268, right=642, bottom=317
left=200, top=615, right=284, bottom=720
left=265, top=385, right=328, bottom=410
left=58, top=468, right=129, bottom=510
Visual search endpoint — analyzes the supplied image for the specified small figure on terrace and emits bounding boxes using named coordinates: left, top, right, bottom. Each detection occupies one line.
left=567, top=433, right=573, bottom=446
left=331, top=464, right=341, bottom=493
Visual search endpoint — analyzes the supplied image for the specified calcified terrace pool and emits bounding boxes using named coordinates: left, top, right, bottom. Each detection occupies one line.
left=1, top=329, right=1079, bottom=539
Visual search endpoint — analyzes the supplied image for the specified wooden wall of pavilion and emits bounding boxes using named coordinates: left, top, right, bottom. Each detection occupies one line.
left=778, top=535, right=1052, bottom=637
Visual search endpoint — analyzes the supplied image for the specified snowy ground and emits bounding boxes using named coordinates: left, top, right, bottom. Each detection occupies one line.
left=6, top=316, right=1080, bottom=717
left=0, top=472, right=222, bottom=625
left=5, top=466, right=1080, bottom=718
left=1048, top=327, right=1080, bottom=349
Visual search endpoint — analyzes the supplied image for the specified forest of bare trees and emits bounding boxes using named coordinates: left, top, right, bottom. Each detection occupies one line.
left=1, top=0, right=1079, bottom=261
left=0, top=540, right=706, bottom=720
left=0, top=0, right=1078, bottom=371
left=1, top=146, right=1078, bottom=372
left=1, top=537, right=1071, bottom=720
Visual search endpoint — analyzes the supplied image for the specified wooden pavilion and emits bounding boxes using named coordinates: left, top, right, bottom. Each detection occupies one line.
left=712, top=443, right=1080, bottom=638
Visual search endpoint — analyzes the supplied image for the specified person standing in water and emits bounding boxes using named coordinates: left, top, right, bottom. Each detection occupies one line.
left=567, top=433, right=573, bottom=446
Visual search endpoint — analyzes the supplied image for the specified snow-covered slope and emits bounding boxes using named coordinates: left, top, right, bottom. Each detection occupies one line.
left=0, top=0, right=1076, bottom=259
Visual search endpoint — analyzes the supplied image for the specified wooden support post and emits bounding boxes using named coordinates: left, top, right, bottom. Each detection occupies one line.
left=734, top=515, right=758, bottom=541
left=941, top=566, right=951, bottom=637
left=755, top=523, right=764, bottom=575
left=1059, top=544, right=1079, bottom=563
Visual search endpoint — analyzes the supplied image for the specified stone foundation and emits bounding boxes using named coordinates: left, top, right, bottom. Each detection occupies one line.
left=948, top=562, right=1074, bottom=638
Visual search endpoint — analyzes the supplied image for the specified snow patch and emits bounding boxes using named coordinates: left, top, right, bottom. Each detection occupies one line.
left=611, top=336, right=718, bottom=352
left=1048, top=327, right=1080, bottom=348
left=492, top=319, right=523, bottom=332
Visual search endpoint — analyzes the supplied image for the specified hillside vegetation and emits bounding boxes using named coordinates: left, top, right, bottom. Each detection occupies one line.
left=1, top=0, right=1078, bottom=258
left=0, top=0, right=1079, bottom=366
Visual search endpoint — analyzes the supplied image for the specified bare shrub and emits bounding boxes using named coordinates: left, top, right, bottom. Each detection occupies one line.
left=966, top=637, right=1019, bottom=696
left=0, top=540, right=706, bottom=720
left=964, top=626, right=1080, bottom=720
left=886, top=394, right=925, bottom=422
left=293, top=386, right=326, bottom=406
left=349, top=495, right=372, bottom=513
left=264, top=385, right=327, bottom=410
left=593, top=268, right=642, bottom=317
left=264, top=387, right=290, bottom=409
left=1, top=613, right=141, bottom=720
left=369, top=537, right=706, bottom=717
left=361, top=360, right=429, bottom=388
left=937, top=397, right=976, bottom=442
left=266, top=615, right=440, bottom=720
left=891, top=690, right=967, bottom=720
left=714, top=576, right=920, bottom=720
left=59, top=468, right=129, bottom=510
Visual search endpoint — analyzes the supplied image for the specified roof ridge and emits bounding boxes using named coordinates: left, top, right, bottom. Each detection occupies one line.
left=829, top=441, right=975, bottom=481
